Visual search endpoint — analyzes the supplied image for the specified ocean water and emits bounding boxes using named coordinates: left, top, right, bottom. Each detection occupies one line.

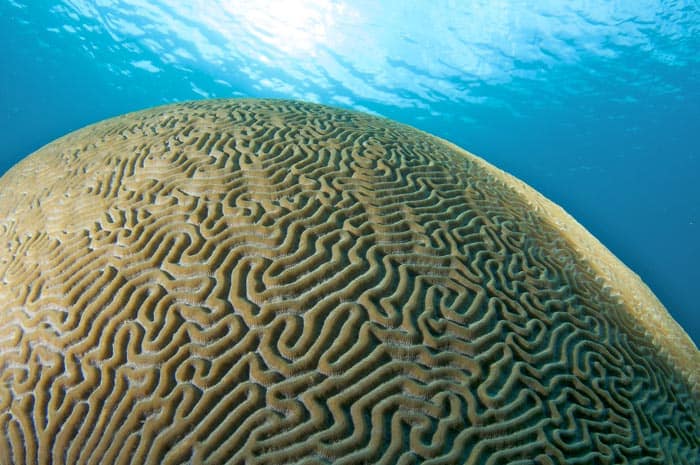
left=1, top=0, right=698, bottom=345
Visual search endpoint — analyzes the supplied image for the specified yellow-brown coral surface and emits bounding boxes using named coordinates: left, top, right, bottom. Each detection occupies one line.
left=0, top=99, right=697, bottom=465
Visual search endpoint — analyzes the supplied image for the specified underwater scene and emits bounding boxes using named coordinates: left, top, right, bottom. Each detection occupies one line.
left=3, top=1, right=698, bottom=343
left=0, top=1, right=698, bottom=464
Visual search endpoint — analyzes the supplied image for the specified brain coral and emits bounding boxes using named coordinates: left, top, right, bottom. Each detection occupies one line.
left=0, top=99, right=697, bottom=465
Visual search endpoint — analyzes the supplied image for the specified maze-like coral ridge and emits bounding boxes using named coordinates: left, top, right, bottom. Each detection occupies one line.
left=0, top=99, right=697, bottom=465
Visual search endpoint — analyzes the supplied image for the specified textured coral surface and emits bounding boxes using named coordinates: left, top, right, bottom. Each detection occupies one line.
left=0, top=99, right=697, bottom=465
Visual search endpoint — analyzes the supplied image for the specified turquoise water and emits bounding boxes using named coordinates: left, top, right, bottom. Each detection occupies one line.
left=1, top=0, right=698, bottom=344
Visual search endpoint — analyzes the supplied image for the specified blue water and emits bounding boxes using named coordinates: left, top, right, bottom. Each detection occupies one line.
left=2, top=0, right=698, bottom=345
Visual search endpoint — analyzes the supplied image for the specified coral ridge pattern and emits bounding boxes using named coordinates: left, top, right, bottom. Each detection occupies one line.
left=0, top=99, right=697, bottom=464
